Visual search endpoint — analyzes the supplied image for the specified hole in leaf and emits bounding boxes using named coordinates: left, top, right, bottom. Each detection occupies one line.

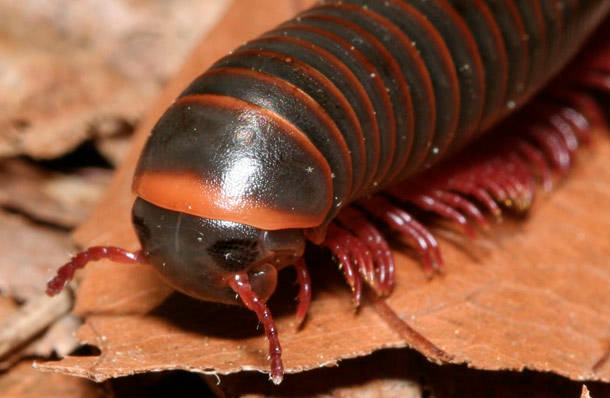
left=69, top=344, right=102, bottom=357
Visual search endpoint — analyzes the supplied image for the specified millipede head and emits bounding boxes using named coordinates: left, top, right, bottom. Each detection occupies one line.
left=131, top=198, right=306, bottom=306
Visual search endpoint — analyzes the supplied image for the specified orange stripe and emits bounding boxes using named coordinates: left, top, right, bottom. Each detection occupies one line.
left=134, top=94, right=333, bottom=230
left=134, top=171, right=328, bottom=230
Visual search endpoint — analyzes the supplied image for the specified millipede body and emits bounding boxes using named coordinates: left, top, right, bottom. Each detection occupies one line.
left=47, top=0, right=610, bottom=384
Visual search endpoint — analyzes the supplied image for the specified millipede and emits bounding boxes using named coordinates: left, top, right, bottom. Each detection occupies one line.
left=46, top=0, right=610, bottom=384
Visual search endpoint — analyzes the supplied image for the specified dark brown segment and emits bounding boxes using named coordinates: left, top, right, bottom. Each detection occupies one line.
left=304, top=3, right=436, bottom=180
left=401, top=0, right=486, bottom=154
left=181, top=67, right=353, bottom=215
left=208, top=49, right=367, bottom=196
left=563, top=0, right=603, bottom=61
left=484, top=0, right=530, bottom=110
left=559, top=0, right=578, bottom=60
left=511, top=1, right=548, bottom=94
left=238, top=36, right=382, bottom=191
left=538, top=0, right=565, bottom=75
left=267, top=24, right=396, bottom=187
left=328, top=0, right=460, bottom=170
left=292, top=14, right=414, bottom=184
left=134, top=94, right=333, bottom=229
left=448, top=0, right=509, bottom=129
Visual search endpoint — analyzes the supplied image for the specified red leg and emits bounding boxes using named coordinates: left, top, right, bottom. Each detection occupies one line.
left=396, top=192, right=476, bottom=238
left=551, top=89, right=607, bottom=133
left=575, top=70, right=610, bottom=92
left=337, top=207, right=393, bottom=295
left=504, top=152, right=536, bottom=210
left=359, top=197, right=443, bottom=274
left=527, top=126, right=571, bottom=175
left=345, top=235, right=376, bottom=290
left=506, top=150, right=536, bottom=189
left=402, top=210, right=444, bottom=270
left=487, top=164, right=529, bottom=211
left=323, top=223, right=363, bottom=306
left=587, top=48, right=610, bottom=73
left=447, top=180, right=503, bottom=220
left=228, top=273, right=284, bottom=385
left=431, top=189, right=489, bottom=230
left=332, top=223, right=376, bottom=290
left=558, top=107, right=591, bottom=140
left=351, top=236, right=377, bottom=290
left=482, top=152, right=535, bottom=211
left=535, top=102, right=580, bottom=151
left=516, top=140, right=554, bottom=190
left=470, top=172, right=510, bottom=204
left=293, top=258, right=311, bottom=327
left=46, top=247, right=144, bottom=296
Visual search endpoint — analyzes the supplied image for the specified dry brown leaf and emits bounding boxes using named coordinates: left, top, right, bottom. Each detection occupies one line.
left=0, top=296, right=26, bottom=370
left=26, top=314, right=81, bottom=360
left=0, top=0, right=230, bottom=160
left=95, top=133, right=133, bottom=167
left=0, top=161, right=91, bottom=364
left=35, top=0, right=610, bottom=385
left=0, top=294, right=77, bottom=370
left=214, top=354, right=424, bottom=398
left=212, top=349, right=610, bottom=397
left=0, top=297, right=18, bottom=323
left=0, top=291, right=73, bottom=370
left=0, top=160, right=111, bottom=228
left=0, top=211, right=75, bottom=301
left=0, top=360, right=105, bottom=398
left=0, top=312, right=79, bottom=371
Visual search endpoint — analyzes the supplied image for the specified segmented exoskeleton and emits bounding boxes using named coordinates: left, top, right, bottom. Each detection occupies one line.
left=47, top=0, right=610, bottom=383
